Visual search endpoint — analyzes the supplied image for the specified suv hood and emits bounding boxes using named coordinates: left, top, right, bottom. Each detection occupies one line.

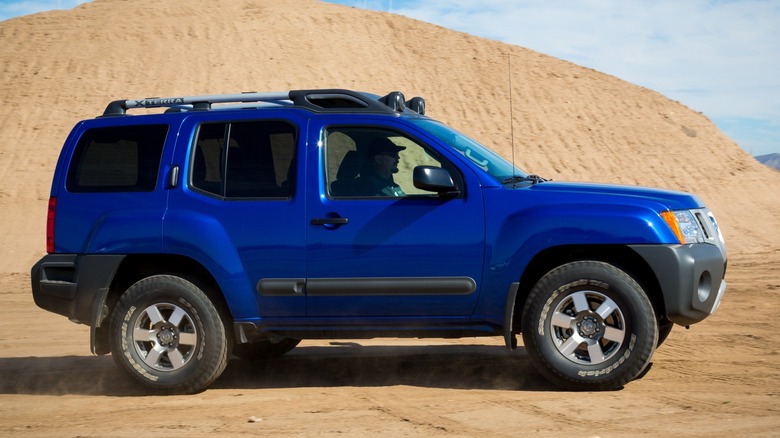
left=525, top=181, right=703, bottom=211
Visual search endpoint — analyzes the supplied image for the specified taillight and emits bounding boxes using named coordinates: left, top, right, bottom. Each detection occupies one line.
left=46, top=197, right=56, bottom=253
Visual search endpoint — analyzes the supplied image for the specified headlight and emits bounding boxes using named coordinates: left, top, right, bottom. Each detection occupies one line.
left=661, top=210, right=704, bottom=244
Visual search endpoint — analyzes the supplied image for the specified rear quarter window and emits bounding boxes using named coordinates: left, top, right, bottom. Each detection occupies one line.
left=66, top=124, right=168, bottom=192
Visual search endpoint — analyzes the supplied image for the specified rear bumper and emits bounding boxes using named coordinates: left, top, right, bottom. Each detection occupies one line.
left=31, top=254, right=125, bottom=325
left=629, top=243, right=727, bottom=326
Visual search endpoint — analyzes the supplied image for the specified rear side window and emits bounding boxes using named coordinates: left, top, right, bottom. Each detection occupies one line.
left=66, top=124, right=168, bottom=192
left=191, top=120, right=297, bottom=199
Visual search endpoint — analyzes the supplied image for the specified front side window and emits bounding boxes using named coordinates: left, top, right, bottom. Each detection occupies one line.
left=191, top=120, right=297, bottom=199
left=66, top=124, right=168, bottom=192
left=326, top=127, right=460, bottom=198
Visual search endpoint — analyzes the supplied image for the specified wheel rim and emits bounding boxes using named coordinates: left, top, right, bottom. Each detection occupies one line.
left=549, top=290, right=626, bottom=365
left=132, top=302, right=198, bottom=371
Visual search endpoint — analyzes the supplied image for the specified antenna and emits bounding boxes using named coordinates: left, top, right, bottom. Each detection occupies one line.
left=508, top=52, right=517, bottom=185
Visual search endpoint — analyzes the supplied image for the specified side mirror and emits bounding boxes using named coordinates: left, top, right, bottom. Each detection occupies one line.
left=413, top=166, right=460, bottom=197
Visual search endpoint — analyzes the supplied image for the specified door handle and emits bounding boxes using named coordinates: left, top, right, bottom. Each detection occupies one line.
left=311, top=217, right=349, bottom=226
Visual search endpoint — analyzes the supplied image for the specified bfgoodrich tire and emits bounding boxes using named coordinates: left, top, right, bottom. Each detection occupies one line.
left=521, top=261, right=658, bottom=390
left=109, top=275, right=229, bottom=394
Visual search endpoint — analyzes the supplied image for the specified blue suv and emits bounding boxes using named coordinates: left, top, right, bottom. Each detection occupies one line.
left=31, top=89, right=727, bottom=393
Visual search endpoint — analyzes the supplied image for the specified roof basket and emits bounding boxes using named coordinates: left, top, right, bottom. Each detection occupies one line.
left=101, top=89, right=426, bottom=116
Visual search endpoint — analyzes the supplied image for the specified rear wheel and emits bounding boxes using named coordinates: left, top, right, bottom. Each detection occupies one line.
left=109, top=275, right=229, bottom=394
left=521, top=261, right=658, bottom=390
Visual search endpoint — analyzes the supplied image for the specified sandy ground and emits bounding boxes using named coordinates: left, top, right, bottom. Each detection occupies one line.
left=1, top=0, right=779, bottom=436
left=1, top=251, right=779, bottom=437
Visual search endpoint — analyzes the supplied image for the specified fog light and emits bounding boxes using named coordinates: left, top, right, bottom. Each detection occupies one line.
left=697, top=271, right=712, bottom=303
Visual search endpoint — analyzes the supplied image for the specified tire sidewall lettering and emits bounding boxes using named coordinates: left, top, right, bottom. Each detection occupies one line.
left=522, top=261, right=657, bottom=390
left=543, top=280, right=638, bottom=379
left=120, top=304, right=161, bottom=382
left=577, top=334, right=635, bottom=377
left=109, top=275, right=229, bottom=393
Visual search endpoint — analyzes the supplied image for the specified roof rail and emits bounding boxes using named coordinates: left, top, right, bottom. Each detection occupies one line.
left=101, top=89, right=426, bottom=116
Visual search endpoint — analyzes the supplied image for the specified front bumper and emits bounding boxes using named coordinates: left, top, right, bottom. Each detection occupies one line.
left=629, top=243, right=727, bottom=326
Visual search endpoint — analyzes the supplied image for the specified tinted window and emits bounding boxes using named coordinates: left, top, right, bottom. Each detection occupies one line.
left=325, top=127, right=461, bottom=198
left=191, top=120, right=297, bottom=199
left=66, top=125, right=168, bottom=192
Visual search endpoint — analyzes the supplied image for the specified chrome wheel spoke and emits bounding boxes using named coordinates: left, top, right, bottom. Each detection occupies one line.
left=144, top=304, right=165, bottom=325
left=132, top=301, right=198, bottom=371
left=551, top=311, right=574, bottom=329
left=595, top=297, right=619, bottom=319
left=603, top=325, right=625, bottom=343
left=133, top=327, right=155, bottom=342
left=587, top=342, right=606, bottom=364
left=559, top=335, right=583, bottom=356
left=178, top=332, right=197, bottom=346
left=571, top=291, right=590, bottom=313
left=550, top=289, right=627, bottom=365
left=168, top=349, right=186, bottom=369
left=168, top=306, right=187, bottom=326
left=143, top=346, right=164, bottom=367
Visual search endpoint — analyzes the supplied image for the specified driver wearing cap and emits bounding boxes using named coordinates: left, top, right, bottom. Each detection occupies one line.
left=358, top=137, right=406, bottom=197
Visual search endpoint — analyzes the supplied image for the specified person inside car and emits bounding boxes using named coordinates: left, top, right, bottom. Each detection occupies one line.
left=357, top=137, right=406, bottom=197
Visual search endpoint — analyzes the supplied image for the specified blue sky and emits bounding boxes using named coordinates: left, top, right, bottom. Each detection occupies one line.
left=2, top=0, right=778, bottom=156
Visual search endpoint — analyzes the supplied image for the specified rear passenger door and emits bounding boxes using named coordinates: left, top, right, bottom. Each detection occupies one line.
left=164, top=113, right=308, bottom=320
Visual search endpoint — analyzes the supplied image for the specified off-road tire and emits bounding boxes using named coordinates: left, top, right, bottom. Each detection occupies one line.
left=521, top=261, right=658, bottom=390
left=109, top=275, right=229, bottom=394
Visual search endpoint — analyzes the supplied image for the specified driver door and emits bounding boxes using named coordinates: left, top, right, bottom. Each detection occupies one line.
left=305, top=122, right=486, bottom=319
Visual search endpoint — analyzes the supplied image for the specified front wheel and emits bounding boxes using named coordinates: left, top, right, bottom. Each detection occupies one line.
left=109, top=275, right=230, bottom=394
left=521, top=261, right=658, bottom=390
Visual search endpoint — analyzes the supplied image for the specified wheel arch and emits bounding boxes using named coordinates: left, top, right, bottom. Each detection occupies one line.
left=93, top=254, right=231, bottom=355
left=512, top=245, right=667, bottom=334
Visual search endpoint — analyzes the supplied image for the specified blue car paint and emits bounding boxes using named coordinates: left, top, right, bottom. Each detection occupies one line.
left=38, top=96, right=724, bottom=334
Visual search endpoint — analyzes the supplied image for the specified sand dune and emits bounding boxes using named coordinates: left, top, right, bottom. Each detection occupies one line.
left=0, top=0, right=777, bottom=273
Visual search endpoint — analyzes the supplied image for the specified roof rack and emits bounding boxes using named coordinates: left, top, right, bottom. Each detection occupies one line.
left=101, top=89, right=426, bottom=117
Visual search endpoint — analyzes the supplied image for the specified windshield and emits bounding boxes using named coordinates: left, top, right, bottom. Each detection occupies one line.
left=409, top=118, right=527, bottom=182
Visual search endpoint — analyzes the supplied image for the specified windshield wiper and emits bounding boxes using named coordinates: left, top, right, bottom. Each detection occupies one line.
left=501, top=174, right=548, bottom=186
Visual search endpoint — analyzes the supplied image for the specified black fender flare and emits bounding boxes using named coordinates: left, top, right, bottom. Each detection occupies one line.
left=503, top=282, right=520, bottom=350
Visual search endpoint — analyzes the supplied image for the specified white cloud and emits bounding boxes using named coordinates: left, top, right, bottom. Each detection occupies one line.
left=2, top=0, right=778, bottom=154
left=354, top=0, right=780, bottom=155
